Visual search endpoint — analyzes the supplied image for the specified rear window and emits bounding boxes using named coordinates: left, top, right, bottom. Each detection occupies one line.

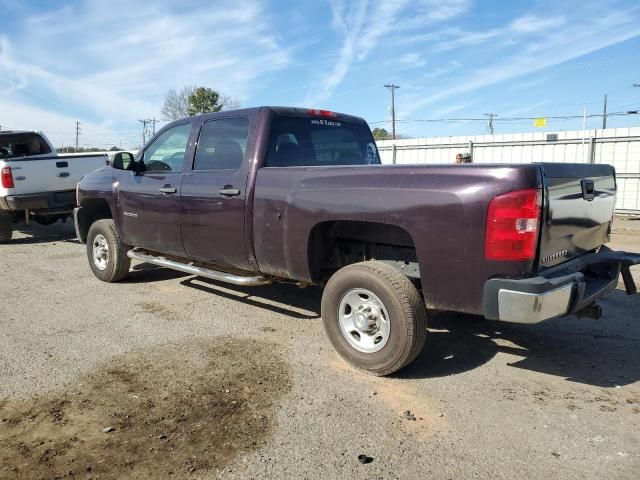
left=0, top=133, right=52, bottom=158
left=265, top=116, right=380, bottom=167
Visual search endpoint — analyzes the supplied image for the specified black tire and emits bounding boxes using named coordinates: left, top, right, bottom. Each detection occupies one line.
left=86, top=219, right=131, bottom=282
left=0, top=212, right=12, bottom=243
left=321, top=261, right=428, bottom=376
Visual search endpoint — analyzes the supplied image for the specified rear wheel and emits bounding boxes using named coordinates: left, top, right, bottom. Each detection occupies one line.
left=0, top=212, right=13, bottom=243
left=321, top=261, right=427, bottom=376
left=86, top=219, right=131, bottom=282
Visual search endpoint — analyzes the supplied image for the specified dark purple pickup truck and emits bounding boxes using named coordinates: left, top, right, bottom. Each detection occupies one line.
left=74, top=106, right=640, bottom=375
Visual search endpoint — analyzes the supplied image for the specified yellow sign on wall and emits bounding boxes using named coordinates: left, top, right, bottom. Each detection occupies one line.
left=534, top=117, right=547, bottom=127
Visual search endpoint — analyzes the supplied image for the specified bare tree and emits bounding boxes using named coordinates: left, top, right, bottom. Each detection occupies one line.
left=161, top=86, right=240, bottom=120
left=161, top=86, right=194, bottom=121
left=219, top=94, right=241, bottom=110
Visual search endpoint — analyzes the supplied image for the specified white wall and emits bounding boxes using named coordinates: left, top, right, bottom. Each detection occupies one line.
left=377, top=127, right=640, bottom=213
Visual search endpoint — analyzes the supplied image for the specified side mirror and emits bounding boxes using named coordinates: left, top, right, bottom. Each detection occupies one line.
left=133, top=158, right=146, bottom=175
left=111, top=152, right=134, bottom=170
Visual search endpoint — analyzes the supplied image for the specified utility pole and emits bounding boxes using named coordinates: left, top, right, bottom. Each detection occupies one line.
left=384, top=84, right=400, bottom=140
left=602, top=94, right=608, bottom=129
left=138, top=119, right=149, bottom=146
left=484, top=113, right=497, bottom=134
left=582, top=106, right=587, bottom=162
left=75, top=121, right=81, bottom=151
left=151, top=118, right=158, bottom=136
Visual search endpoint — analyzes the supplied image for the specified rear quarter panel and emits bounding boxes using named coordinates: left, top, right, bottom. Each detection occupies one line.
left=253, top=164, right=542, bottom=314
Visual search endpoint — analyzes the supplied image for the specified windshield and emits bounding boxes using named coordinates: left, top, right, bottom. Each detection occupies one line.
left=0, top=133, right=52, bottom=159
left=266, top=116, right=380, bottom=167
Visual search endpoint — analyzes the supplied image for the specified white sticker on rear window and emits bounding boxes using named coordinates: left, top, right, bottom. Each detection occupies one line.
left=310, top=119, right=342, bottom=127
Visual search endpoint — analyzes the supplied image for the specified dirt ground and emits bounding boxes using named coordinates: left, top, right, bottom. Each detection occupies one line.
left=0, top=216, right=639, bottom=479
left=1, top=339, right=288, bottom=479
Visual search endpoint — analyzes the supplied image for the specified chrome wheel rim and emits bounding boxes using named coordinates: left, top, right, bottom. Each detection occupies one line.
left=338, top=288, right=390, bottom=353
left=92, top=234, right=109, bottom=271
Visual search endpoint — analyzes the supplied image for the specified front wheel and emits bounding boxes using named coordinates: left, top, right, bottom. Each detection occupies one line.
left=321, top=261, right=427, bottom=376
left=86, top=219, right=131, bottom=282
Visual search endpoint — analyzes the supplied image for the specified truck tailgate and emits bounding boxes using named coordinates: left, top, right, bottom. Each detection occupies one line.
left=538, top=163, right=616, bottom=270
left=8, top=154, right=106, bottom=196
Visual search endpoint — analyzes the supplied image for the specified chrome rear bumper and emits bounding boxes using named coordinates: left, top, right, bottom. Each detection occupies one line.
left=484, top=247, right=640, bottom=324
left=496, top=284, right=574, bottom=324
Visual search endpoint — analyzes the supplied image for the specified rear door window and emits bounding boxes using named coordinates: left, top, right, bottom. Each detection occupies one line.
left=193, top=117, right=250, bottom=170
left=266, top=116, right=380, bottom=167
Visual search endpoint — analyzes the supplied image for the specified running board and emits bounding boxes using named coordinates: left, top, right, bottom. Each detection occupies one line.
left=127, top=250, right=272, bottom=286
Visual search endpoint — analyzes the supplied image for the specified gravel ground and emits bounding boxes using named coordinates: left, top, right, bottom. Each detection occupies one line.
left=1, top=217, right=639, bottom=480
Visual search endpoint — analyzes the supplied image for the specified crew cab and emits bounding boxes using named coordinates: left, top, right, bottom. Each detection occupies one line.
left=0, top=130, right=107, bottom=241
left=73, top=107, right=640, bottom=375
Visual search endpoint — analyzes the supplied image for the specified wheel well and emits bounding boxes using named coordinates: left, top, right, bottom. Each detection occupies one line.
left=77, top=198, right=113, bottom=243
left=307, top=221, right=419, bottom=284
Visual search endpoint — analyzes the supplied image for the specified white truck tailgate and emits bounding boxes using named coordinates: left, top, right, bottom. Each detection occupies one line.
left=9, top=154, right=106, bottom=195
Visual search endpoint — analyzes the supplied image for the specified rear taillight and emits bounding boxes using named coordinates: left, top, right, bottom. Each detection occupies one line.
left=485, top=188, right=541, bottom=261
left=1, top=166, right=14, bottom=189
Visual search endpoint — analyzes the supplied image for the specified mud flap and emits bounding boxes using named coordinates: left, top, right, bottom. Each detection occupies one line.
left=621, top=265, right=637, bottom=295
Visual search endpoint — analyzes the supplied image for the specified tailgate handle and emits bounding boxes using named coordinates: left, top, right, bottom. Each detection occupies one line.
left=58, top=172, right=70, bottom=178
left=56, top=161, right=69, bottom=168
left=581, top=179, right=595, bottom=201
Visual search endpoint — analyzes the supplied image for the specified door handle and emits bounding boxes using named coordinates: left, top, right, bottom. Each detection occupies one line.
left=159, top=185, right=177, bottom=194
left=218, top=186, right=241, bottom=197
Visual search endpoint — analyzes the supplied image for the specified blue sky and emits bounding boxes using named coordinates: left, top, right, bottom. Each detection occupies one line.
left=1, top=0, right=639, bottom=148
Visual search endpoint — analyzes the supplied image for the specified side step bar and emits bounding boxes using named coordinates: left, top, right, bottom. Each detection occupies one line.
left=127, top=250, right=272, bottom=287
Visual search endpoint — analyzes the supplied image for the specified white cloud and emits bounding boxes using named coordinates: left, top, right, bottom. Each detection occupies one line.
left=436, top=14, right=565, bottom=51
left=0, top=0, right=291, bottom=145
left=398, top=52, right=427, bottom=68
left=509, top=15, right=565, bottom=33
left=0, top=97, right=126, bottom=148
left=401, top=8, right=640, bottom=117
left=304, top=0, right=471, bottom=105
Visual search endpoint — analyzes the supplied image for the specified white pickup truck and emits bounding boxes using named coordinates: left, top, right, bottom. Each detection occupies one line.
left=0, top=130, right=108, bottom=241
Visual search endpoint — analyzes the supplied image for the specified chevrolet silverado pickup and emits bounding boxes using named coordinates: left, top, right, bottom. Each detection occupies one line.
left=73, top=107, right=640, bottom=375
left=0, top=130, right=107, bottom=241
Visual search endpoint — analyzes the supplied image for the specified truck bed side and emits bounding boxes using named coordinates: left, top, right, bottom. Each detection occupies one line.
left=252, top=163, right=542, bottom=315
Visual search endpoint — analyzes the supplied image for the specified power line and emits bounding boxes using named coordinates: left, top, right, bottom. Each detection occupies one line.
left=384, top=84, right=400, bottom=140
left=368, top=110, right=639, bottom=125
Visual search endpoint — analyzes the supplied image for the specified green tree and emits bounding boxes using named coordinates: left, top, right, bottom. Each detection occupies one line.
left=188, top=87, right=221, bottom=116
left=372, top=127, right=390, bottom=140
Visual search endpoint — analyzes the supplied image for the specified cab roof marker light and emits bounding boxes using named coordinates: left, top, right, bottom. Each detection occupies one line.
left=308, top=109, right=338, bottom=118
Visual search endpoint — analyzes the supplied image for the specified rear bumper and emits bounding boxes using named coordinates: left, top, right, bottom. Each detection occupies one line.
left=484, top=247, right=640, bottom=324
left=0, top=190, right=76, bottom=211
